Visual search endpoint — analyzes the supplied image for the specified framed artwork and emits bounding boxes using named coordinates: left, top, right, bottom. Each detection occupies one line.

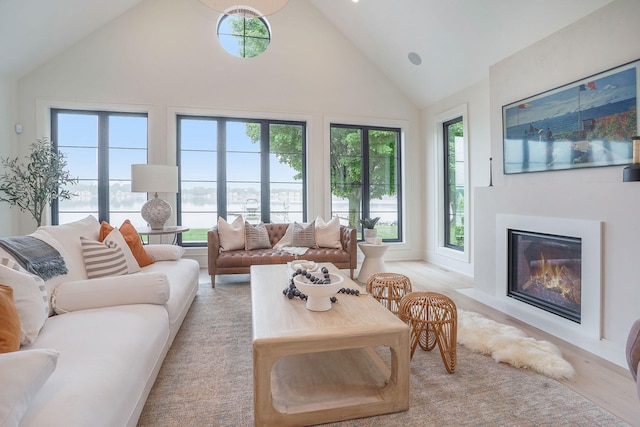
left=502, top=59, right=639, bottom=174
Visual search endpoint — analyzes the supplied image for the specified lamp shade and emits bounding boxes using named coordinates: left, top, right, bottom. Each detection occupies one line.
left=131, top=164, right=178, bottom=194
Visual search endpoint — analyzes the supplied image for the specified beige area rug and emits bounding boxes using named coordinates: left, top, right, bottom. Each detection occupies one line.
left=457, top=310, right=575, bottom=380
left=138, top=280, right=628, bottom=427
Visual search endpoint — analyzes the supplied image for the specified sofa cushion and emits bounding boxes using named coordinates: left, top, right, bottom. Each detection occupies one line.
left=0, top=285, right=21, bottom=353
left=103, top=228, right=142, bottom=274
left=101, top=220, right=154, bottom=268
left=22, top=305, right=168, bottom=427
left=315, top=216, right=342, bottom=249
left=0, top=261, right=48, bottom=345
left=273, top=223, right=294, bottom=248
left=51, top=272, right=170, bottom=314
left=143, top=244, right=185, bottom=261
left=218, top=216, right=245, bottom=251
left=0, top=348, right=59, bottom=427
left=245, top=222, right=271, bottom=250
left=292, top=221, right=318, bottom=248
left=36, top=215, right=100, bottom=281
left=80, top=237, right=129, bottom=279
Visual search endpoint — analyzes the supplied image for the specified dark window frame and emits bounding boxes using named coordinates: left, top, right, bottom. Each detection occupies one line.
left=176, top=115, right=307, bottom=247
left=329, top=123, right=403, bottom=243
left=50, top=108, right=148, bottom=225
left=443, top=116, right=464, bottom=251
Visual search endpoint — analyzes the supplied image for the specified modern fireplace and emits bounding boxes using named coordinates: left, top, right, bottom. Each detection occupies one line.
left=507, top=230, right=581, bottom=323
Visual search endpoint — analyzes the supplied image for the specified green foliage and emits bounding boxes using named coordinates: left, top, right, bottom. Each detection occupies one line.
left=0, top=138, right=78, bottom=226
left=228, top=15, right=270, bottom=58
left=359, top=217, right=381, bottom=229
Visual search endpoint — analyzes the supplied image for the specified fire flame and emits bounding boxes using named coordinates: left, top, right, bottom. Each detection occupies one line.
left=522, top=253, right=581, bottom=305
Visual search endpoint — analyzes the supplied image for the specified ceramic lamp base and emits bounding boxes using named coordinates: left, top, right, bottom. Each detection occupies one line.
left=141, top=194, right=171, bottom=230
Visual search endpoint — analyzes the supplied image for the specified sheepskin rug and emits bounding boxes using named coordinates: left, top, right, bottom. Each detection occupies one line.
left=457, top=309, right=575, bottom=379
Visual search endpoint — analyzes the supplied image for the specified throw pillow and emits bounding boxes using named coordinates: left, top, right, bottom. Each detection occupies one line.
left=0, top=260, right=48, bottom=345
left=51, top=272, right=170, bottom=314
left=292, top=221, right=318, bottom=248
left=314, top=216, right=342, bottom=249
left=143, top=244, right=185, bottom=261
left=0, top=285, right=21, bottom=353
left=103, top=228, right=142, bottom=274
left=80, top=237, right=128, bottom=279
left=115, top=220, right=154, bottom=268
left=218, top=216, right=245, bottom=251
left=274, top=224, right=294, bottom=248
left=0, top=348, right=59, bottom=426
left=245, top=222, right=271, bottom=250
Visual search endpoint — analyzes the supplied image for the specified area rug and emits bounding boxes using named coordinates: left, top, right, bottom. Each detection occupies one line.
left=457, top=309, right=575, bottom=379
left=137, top=281, right=628, bottom=426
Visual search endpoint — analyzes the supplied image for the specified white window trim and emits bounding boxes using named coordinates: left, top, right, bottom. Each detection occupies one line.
left=434, top=104, right=470, bottom=263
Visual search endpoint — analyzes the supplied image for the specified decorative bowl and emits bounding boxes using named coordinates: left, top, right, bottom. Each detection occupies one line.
left=293, top=272, right=344, bottom=311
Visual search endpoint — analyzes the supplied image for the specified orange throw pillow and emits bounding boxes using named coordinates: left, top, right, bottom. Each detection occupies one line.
left=119, top=220, right=154, bottom=267
left=99, top=221, right=114, bottom=242
left=99, top=220, right=154, bottom=268
left=0, top=284, right=21, bottom=353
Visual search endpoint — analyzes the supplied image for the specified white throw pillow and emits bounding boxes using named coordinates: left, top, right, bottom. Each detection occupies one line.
left=103, top=228, right=142, bottom=274
left=0, top=348, right=59, bottom=427
left=51, top=272, right=170, bottom=314
left=0, top=260, right=48, bottom=345
left=143, top=244, right=185, bottom=261
left=217, top=216, right=245, bottom=251
left=80, top=237, right=128, bottom=279
left=274, top=224, right=294, bottom=248
left=315, top=216, right=342, bottom=249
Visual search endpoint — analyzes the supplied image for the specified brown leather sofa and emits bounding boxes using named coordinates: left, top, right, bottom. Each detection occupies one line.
left=207, top=223, right=357, bottom=287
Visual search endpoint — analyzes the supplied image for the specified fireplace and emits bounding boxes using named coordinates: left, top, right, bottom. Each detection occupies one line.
left=507, top=230, right=581, bottom=323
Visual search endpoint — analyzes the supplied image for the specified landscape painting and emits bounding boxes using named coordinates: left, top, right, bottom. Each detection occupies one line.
left=503, top=59, right=638, bottom=174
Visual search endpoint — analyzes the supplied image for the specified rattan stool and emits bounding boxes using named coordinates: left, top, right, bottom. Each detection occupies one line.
left=398, top=292, right=457, bottom=373
left=366, top=272, right=412, bottom=315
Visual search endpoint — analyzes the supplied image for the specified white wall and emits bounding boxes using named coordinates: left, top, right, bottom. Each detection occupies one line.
left=423, top=80, right=491, bottom=276
left=0, top=74, right=17, bottom=236
left=473, top=0, right=640, bottom=364
left=13, top=0, right=423, bottom=261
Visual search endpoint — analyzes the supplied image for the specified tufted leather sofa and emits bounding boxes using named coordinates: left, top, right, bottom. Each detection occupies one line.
left=207, top=223, right=357, bottom=287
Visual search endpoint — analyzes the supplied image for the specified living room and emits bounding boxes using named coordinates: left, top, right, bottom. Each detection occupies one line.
left=0, top=0, right=639, bottom=424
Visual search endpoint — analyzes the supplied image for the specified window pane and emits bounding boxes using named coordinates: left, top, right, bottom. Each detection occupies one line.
left=444, top=118, right=464, bottom=250
left=181, top=151, right=217, bottom=181
left=109, top=116, right=147, bottom=149
left=57, top=114, right=97, bottom=147
left=180, top=119, right=217, bottom=151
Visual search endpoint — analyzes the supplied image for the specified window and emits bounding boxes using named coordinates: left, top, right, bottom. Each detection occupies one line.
left=217, top=11, right=270, bottom=58
left=178, top=116, right=306, bottom=245
left=443, top=117, right=464, bottom=250
left=330, top=124, right=402, bottom=242
left=51, top=109, right=148, bottom=226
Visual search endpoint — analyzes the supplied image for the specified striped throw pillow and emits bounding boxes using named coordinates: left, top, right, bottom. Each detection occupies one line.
left=245, top=222, right=271, bottom=250
left=80, top=237, right=128, bottom=279
left=292, top=221, right=318, bottom=248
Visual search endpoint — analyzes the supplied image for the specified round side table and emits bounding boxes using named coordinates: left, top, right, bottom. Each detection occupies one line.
left=357, top=243, right=389, bottom=282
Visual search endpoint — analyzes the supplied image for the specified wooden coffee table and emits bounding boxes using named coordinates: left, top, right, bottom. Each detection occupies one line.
left=251, top=263, right=410, bottom=426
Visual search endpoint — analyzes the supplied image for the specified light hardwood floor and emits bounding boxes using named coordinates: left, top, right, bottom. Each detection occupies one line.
left=375, top=260, right=640, bottom=426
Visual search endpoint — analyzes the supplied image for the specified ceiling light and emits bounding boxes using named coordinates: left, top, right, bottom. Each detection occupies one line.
left=199, top=0, right=288, bottom=17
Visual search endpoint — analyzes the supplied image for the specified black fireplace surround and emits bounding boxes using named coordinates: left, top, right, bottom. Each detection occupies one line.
left=507, top=229, right=582, bottom=323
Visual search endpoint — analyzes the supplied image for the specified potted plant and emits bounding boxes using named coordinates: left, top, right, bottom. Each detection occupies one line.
left=0, top=137, right=78, bottom=227
left=359, top=216, right=381, bottom=244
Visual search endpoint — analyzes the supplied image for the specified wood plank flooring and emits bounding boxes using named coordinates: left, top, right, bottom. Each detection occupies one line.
left=377, top=260, right=640, bottom=426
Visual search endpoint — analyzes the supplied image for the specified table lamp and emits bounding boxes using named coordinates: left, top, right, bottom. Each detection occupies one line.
left=131, top=164, right=178, bottom=230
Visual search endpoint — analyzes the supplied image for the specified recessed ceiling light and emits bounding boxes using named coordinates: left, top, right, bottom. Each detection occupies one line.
left=408, top=52, right=422, bottom=66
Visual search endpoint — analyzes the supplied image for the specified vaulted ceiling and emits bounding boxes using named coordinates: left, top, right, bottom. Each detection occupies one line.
left=0, top=0, right=614, bottom=107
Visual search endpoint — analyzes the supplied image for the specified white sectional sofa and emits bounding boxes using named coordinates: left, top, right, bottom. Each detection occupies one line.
left=0, top=216, right=199, bottom=427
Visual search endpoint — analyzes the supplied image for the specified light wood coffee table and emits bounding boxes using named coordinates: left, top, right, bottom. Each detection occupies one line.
left=251, top=263, right=410, bottom=426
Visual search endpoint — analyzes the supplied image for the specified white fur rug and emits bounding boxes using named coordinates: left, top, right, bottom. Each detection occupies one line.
left=457, top=310, right=575, bottom=379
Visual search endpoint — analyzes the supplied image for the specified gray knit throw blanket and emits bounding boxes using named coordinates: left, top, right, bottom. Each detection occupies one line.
left=0, top=236, right=68, bottom=281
